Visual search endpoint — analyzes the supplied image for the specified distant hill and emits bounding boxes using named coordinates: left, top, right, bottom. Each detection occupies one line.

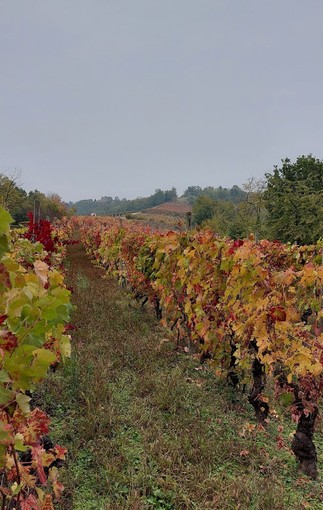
left=73, top=188, right=178, bottom=216
left=71, top=185, right=246, bottom=216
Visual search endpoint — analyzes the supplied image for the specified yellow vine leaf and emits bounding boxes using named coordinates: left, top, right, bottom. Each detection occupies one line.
left=34, top=260, right=49, bottom=286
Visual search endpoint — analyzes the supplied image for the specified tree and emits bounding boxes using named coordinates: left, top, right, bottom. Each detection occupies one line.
left=164, top=187, right=177, bottom=202
left=193, top=196, right=217, bottom=225
left=240, top=177, right=268, bottom=241
left=0, top=171, right=30, bottom=223
left=193, top=194, right=256, bottom=239
left=264, top=155, right=323, bottom=244
left=183, top=185, right=202, bottom=197
left=206, top=200, right=240, bottom=237
left=45, top=193, right=70, bottom=219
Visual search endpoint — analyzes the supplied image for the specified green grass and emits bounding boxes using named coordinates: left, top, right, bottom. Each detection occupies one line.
left=34, top=243, right=323, bottom=510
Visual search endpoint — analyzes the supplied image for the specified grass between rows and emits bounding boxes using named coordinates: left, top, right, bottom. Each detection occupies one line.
left=35, top=243, right=323, bottom=510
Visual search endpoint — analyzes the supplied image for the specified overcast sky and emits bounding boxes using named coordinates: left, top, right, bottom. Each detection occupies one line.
left=1, top=1, right=323, bottom=202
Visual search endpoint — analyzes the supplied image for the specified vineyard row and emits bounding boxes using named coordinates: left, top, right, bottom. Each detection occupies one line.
left=76, top=216, right=323, bottom=480
left=0, top=209, right=73, bottom=510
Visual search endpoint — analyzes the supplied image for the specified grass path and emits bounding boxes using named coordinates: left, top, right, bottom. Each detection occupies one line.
left=36, top=243, right=323, bottom=510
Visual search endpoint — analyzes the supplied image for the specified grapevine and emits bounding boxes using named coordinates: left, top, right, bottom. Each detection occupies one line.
left=74, top=216, right=322, bottom=478
left=0, top=207, right=72, bottom=509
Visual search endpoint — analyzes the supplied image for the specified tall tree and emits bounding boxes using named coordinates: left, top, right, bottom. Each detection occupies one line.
left=264, top=155, right=323, bottom=244
left=240, top=177, right=267, bottom=241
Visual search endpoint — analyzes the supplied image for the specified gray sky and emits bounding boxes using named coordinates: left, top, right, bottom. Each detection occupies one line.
left=1, top=1, right=323, bottom=202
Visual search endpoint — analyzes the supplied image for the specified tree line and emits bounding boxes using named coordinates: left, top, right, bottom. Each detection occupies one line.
left=1, top=154, right=322, bottom=244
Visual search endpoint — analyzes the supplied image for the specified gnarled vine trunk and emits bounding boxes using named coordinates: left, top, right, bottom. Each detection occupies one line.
left=276, top=369, right=319, bottom=480
left=248, top=348, right=269, bottom=423
left=154, top=298, right=162, bottom=320
left=227, top=335, right=239, bottom=389
left=291, top=402, right=318, bottom=479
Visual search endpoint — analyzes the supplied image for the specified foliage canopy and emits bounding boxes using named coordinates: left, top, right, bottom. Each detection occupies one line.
left=264, top=155, right=323, bottom=244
